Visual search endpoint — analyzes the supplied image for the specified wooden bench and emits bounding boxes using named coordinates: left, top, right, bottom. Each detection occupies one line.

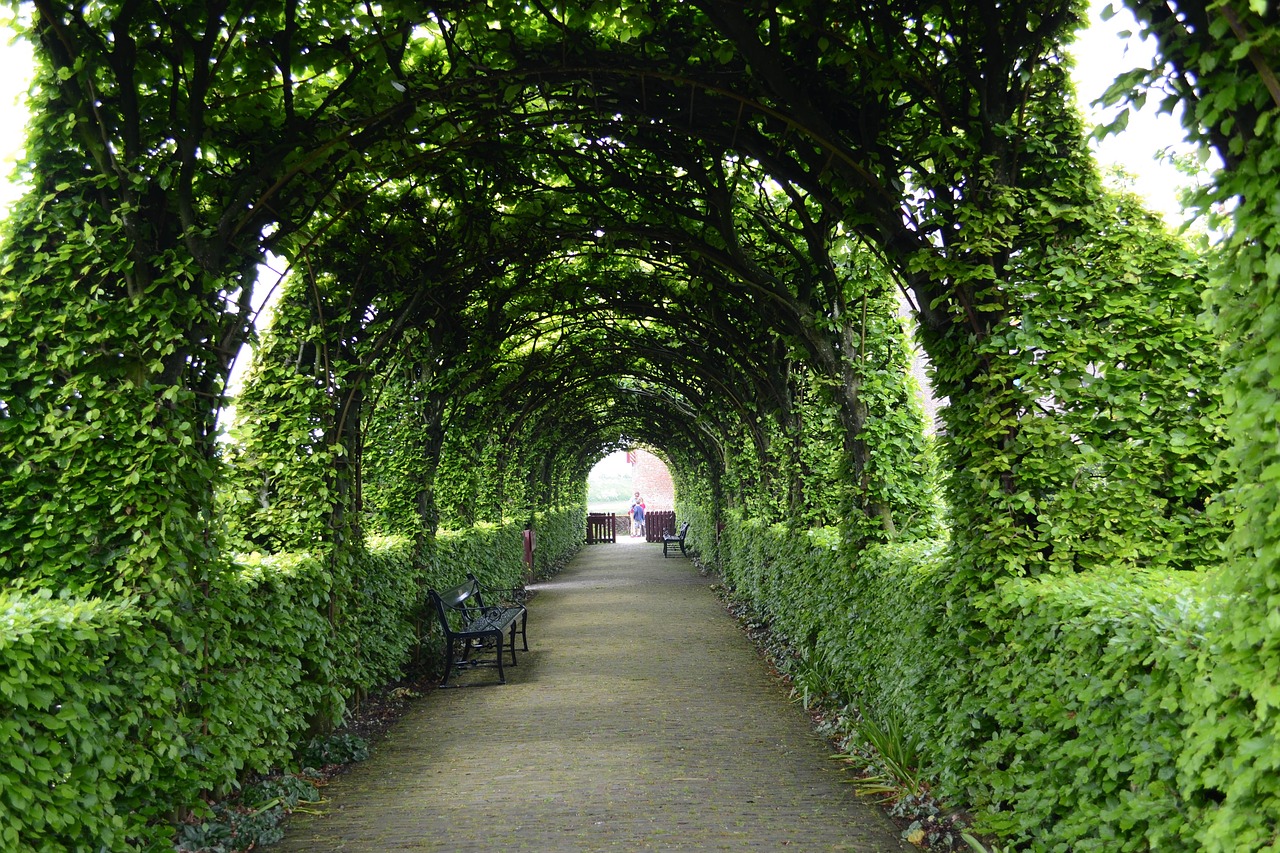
left=663, top=521, right=690, bottom=557
left=428, top=574, right=528, bottom=686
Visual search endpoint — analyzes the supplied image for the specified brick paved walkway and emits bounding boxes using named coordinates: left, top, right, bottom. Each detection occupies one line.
left=274, top=539, right=912, bottom=852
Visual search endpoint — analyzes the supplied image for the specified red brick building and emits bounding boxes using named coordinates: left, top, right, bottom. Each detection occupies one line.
left=631, top=448, right=675, bottom=512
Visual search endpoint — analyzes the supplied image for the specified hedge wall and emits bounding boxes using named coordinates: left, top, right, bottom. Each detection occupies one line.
left=714, top=513, right=944, bottom=733
left=0, top=513, right=579, bottom=851
left=954, top=571, right=1208, bottom=851
left=0, top=552, right=344, bottom=851
left=703, top=510, right=1253, bottom=851
left=668, top=476, right=721, bottom=568
left=528, top=506, right=585, bottom=577
left=0, top=591, right=176, bottom=851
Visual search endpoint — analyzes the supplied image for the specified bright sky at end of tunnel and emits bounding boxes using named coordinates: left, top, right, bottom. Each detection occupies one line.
left=0, top=3, right=1203, bottom=224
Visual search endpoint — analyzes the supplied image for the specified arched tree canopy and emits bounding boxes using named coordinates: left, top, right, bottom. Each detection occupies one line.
left=0, top=0, right=1249, bottom=647
left=0, top=0, right=1252, bottom=660
left=5, top=1, right=1280, bottom=847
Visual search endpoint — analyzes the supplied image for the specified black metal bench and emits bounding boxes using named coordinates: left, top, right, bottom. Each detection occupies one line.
left=428, top=574, right=528, bottom=686
left=663, top=521, right=690, bottom=557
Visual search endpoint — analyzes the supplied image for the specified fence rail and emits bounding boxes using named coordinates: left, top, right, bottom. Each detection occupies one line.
left=587, top=513, right=617, bottom=544
left=646, top=510, right=675, bottom=542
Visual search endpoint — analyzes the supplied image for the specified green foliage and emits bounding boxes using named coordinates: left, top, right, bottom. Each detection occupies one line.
left=529, top=507, right=587, bottom=576
left=671, top=476, right=721, bottom=567
left=299, top=734, right=370, bottom=768
left=360, top=376, right=441, bottom=537
left=175, top=775, right=322, bottom=853
left=953, top=571, right=1206, bottom=850
left=848, top=709, right=926, bottom=801
left=3, top=2, right=1275, bottom=852
left=220, top=285, right=347, bottom=553
left=192, top=551, right=345, bottom=779
left=435, top=431, right=514, bottom=529
left=241, top=774, right=322, bottom=811
left=346, top=536, right=424, bottom=690
left=714, top=512, right=945, bottom=732
left=0, top=590, right=176, bottom=851
left=0, top=521, right=582, bottom=851
left=1178, top=565, right=1280, bottom=852
left=0, top=177, right=228, bottom=595
left=175, top=801, right=287, bottom=853
left=929, top=181, right=1232, bottom=588
left=699, top=508, right=1274, bottom=851
left=435, top=524, right=522, bottom=585
left=1083, top=6, right=1280, bottom=848
left=1001, top=192, right=1230, bottom=574
left=961, top=834, right=1014, bottom=853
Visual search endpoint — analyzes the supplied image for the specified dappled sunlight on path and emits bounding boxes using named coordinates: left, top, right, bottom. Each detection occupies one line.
left=275, top=542, right=911, bottom=851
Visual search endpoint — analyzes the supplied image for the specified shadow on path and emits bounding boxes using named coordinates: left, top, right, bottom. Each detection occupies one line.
left=275, top=540, right=912, bottom=851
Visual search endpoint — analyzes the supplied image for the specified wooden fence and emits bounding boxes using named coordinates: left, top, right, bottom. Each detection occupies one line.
left=589, top=510, right=674, bottom=542
left=645, top=510, right=676, bottom=542
left=586, top=512, right=617, bottom=544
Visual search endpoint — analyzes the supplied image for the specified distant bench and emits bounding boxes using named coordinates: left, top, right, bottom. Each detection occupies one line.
left=663, top=521, right=690, bottom=558
left=428, top=573, right=528, bottom=686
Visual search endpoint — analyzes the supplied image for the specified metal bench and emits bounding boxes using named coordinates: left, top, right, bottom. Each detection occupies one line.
left=428, top=575, right=528, bottom=686
left=663, top=521, right=690, bottom=557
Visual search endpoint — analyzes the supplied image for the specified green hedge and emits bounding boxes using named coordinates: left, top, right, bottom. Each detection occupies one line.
left=705, top=510, right=1267, bottom=851
left=1, top=515, right=579, bottom=851
left=714, top=513, right=943, bottom=726
left=672, top=493, right=720, bottom=568
left=954, top=571, right=1207, bottom=851
left=529, top=506, right=585, bottom=576
left=343, top=537, right=423, bottom=694
left=1178, top=574, right=1280, bottom=853
left=191, top=551, right=342, bottom=790
left=0, top=590, right=176, bottom=851
left=0, top=552, right=346, bottom=850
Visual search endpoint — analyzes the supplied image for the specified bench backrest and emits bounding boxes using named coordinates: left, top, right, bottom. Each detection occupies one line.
left=428, top=578, right=482, bottom=631
left=434, top=577, right=480, bottom=609
left=465, top=572, right=500, bottom=610
left=679, top=521, right=690, bottom=537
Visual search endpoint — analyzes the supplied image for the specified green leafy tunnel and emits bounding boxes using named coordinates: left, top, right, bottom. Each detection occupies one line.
left=2, top=1, right=1279, bottom=850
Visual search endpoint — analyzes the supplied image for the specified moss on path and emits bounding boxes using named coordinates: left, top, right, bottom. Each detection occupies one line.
left=275, top=541, right=912, bottom=851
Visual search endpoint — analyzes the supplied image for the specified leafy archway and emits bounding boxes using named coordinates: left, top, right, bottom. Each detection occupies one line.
left=1, top=1, right=1276, bottom=850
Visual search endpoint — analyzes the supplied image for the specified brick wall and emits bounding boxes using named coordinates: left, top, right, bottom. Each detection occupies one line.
left=632, top=449, right=675, bottom=511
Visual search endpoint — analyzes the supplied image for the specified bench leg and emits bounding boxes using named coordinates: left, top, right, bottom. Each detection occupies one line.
left=518, top=610, right=529, bottom=651
left=441, top=638, right=457, bottom=687
left=493, top=630, right=506, bottom=684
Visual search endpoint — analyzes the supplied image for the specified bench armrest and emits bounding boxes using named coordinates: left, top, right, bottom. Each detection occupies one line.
left=488, top=588, right=528, bottom=606
left=469, top=579, right=529, bottom=606
left=451, top=603, right=491, bottom=623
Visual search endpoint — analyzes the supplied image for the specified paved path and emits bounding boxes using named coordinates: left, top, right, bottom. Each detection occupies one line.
left=275, top=539, right=912, bottom=852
